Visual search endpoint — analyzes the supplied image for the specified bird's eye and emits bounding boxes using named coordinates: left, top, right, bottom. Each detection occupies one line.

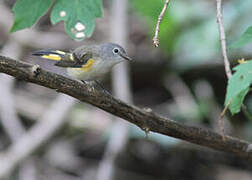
left=113, top=48, right=119, bottom=54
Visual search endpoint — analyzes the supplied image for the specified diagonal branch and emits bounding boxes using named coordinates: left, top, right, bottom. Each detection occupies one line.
left=0, top=55, right=252, bottom=160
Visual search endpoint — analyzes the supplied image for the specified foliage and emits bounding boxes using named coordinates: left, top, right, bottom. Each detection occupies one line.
left=230, top=26, right=252, bottom=49
left=10, top=0, right=53, bottom=32
left=10, top=0, right=102, bottom=40
left=225, top=60, right=252, bottom=115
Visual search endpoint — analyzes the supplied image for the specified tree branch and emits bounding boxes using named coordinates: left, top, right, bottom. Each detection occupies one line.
left=1, top=55, right=252, bottom=159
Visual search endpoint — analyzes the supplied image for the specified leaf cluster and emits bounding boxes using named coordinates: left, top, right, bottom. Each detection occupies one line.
left=10, top=0, right=102, bottom=40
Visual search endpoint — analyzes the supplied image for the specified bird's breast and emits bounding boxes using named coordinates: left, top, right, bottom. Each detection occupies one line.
left=67, top=59, right=114, bottom=81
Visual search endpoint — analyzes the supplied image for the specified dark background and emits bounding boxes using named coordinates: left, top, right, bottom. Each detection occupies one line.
left=1, top=0, right=252, bottom=179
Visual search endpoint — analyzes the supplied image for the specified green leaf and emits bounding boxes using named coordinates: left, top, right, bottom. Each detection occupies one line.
left=10, top=0, right=53, bottom=32
left=230, top=26, right=252, bottom=49
left=50, top=0, right=102, bottom=40
left=225, top=60, right=252, bottom=115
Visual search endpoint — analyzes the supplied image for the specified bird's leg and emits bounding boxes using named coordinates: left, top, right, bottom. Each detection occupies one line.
left=80, top=80, right=111, bottom=95
left=80, top=80, right=95, bottom=92
left=94, top=80, right=111, bottom=95
left=81, top=80, right=86, bottom=84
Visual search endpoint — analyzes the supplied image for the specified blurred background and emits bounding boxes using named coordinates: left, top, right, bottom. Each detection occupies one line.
left=1, top=0, right=252, bottom=179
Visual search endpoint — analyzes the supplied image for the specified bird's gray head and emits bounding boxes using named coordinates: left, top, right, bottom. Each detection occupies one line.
left=99, top=43, right=132, bottom=63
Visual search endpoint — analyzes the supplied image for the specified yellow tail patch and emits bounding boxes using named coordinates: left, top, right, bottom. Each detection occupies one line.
left=42, top=54, right=62, bottom=61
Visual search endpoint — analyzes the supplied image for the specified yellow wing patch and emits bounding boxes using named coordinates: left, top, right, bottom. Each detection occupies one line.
left=42, top=54, right=61, bottom=61
left=69, top=53, right=74, bottom=61
left=55, top=50, right=66, bottom=55
left=80, top=58, right=94, bottom=72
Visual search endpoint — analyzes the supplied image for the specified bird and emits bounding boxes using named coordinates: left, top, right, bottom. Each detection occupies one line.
left=32, top=43, right=132, bottom=82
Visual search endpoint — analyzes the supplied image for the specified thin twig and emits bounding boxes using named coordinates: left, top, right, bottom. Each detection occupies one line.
left=216, top=0, right=232, bottom=79
left=194, top=80, right=232, bottom=132
left=216, top=0, right=232, bottom=139
left=153, top=0, right=171, bottom=47
left=218, top=100, right=231, bottom=141
left=1, top=56, right=252, bottom=160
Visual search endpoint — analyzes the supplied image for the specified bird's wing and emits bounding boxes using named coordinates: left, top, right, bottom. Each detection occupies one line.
left=54, top=51, right=93, bottom=68
left=32, top=46, right=95, bottom=68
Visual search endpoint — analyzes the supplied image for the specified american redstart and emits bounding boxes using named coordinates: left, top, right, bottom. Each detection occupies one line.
left=32, top=43, right=132, bottom=81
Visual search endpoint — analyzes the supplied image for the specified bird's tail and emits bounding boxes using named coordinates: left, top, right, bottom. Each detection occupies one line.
left=32, top=50, right=69, bottom=61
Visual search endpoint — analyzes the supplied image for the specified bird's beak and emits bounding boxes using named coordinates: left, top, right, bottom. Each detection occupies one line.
left=119, top=52, right=132, bottom=61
